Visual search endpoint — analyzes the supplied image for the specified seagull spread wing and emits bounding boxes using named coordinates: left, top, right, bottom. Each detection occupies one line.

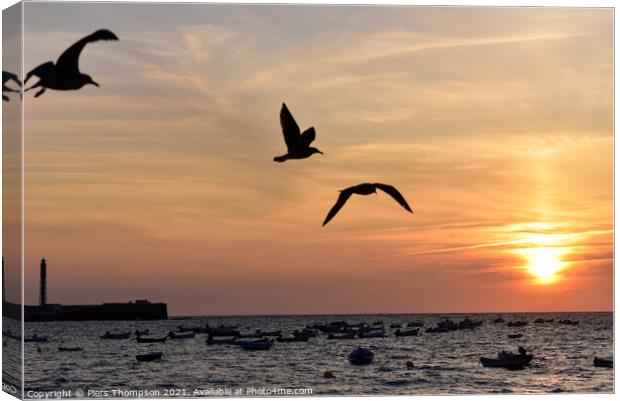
left=375, top=184, right=413, bottom=213
left=56, top=29, right=119, bottom=75
left=322, top=189, right=354, bottom=226
left=299, top=127, right=316, bottom=148
left=3, top=71, right=21, bottom=86
left=24, top=62, right=55, bottom=84
left=279, top=103, right=301, bottom=152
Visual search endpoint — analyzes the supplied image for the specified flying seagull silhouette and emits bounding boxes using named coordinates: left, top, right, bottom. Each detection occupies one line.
left=274, top=103, right=323, bottom=162
left=3, top=71, right=21, bottom=101
left=24, top=29, right=119, bottom=97
left=322, top=183, right=413, bottom=226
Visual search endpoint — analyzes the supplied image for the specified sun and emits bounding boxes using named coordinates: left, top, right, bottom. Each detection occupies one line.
left=519, top=247, right=566, bottom=284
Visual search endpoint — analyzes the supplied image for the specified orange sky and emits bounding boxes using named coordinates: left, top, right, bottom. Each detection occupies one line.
left=13, top=4, right=613, bottom=315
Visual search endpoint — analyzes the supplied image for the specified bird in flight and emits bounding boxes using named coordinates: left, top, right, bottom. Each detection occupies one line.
left=322, top=183, right=413, bottom=226
left=24, top=29, right=119, bottom=98
left=274, top=103, right=323, bottom=162
left=2, top=71, right=21, bottom=101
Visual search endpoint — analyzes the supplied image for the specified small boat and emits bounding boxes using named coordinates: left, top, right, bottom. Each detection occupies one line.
left=24, top=335, right=48, bottom=343
left=206, top=334, right=236, bottom=345
left=134, top=329, right=149, bottom=336
left=136, top=335, right=167, bottom=343
left=58, top=346, right=83, bottom=352
left=236, top=332, right=264, bottom=339
left=207, top=325, right=240, bottom=337
left=238, top=338, right=273, bottom=350
left=168, top=331, right=195, bottom=340
left=394, top=328, right=419, bottom=337
left=358, top=330, right=385, bottom=338
left=533, top=318, right=545, bottom=324
left=327, top=332, right=356, bottom=340
left=480, top=349, right=533, bottom=370
left=136, top=352, right=163, bottom=362
left=508, top=334, right=523, bottom=339
left=459, top=319, right=483, bottom=329
left=593, top=357, right=613, bottom=368
left=101, top=331, right=131, bottom=340
left=178, top=325, right=207, bottom=333
left=493, top=317, right=505, bottom=323
left=558, top=319, right=579, bottom=325
left=507, top=321, right=528, bottom=327
left=348, top=346, right=374, bottom=365
left=277, top=335, right=309, bottom=343
left=407, top=321, right=424, bottom=327
left=294, top=329, right=317, bottom=338
left=254, top=330, right=282, bottom=337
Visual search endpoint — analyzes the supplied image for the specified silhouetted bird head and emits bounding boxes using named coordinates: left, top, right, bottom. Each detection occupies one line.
left=81, top=74, right=99, bottom=88
left=310, top=147, right=323, bottom=155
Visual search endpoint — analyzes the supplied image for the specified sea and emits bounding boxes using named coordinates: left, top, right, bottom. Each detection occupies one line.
left=2, top=312, right=614, bottom=397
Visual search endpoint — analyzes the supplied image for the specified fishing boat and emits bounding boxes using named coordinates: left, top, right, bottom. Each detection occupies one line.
left=205, top=334, right=237, bottom=345
left=238, top=338, right=273, bottom=350
left=508, top=334, right=523, bottom=339
left=136, top=352, right=163, bottom=362
left=101, top=331, right=131, bottom=340
left=24, top=334, right=48, bottom=343
left=459, top=319, right=483, bottom=329
left=594, top=357, right=613, bottom=368
left=136, top=335, right=167, bottom=343
left=277, top=335, right=309, bottom=343
left=348, top=346, right=374, bottom=365
left=134, top=329, right=149, bottom=336
left=178, top=325, right=207, bottom=334
left=58, top=346, right=83, bottom=352
left=327, top=332, right=356, bottom=340
left=168, top=331, right=195, bottom=340
left=207, top=325, right=240, bottom=337
left=394, top=328, right=419, bottom=337
left=294, top=329, right=317, bottom=338
left=358, top=330, right=385, bottom=338
left=254, top=330, right=282, bottom=337
left=480, top=348, right=533, bottom=370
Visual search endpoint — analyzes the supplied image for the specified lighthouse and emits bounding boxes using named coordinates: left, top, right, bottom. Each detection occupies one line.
left=39, top=258, right=47, bottom=307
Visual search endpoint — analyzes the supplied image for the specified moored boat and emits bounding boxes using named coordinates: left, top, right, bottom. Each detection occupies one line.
left=58, top=346, right=83, bottom=352
left=277, top=335, right=309, bottom=343
left=327, top=332, right=356, bottom=340
left=238, top=338, right=273, bottom=350
left=358, top=330, right=385, bottom=338
left=394, top=328, right=419, bottom=337
left=480, top=348, right=533, bottom=370
left=508, top=334, right=523, bottom=339
left=136, top=352, right=163, bottom=362
left=24, top=334, right=48, bottom=343
left=101, top=331, right=131, bottom=340
left=348, top=346, right=374, bottom=365
left=594, top=357, right=613, bottom=368
left=137, top=335, right=167, bottom=343
left=168, top=331, right=195, bottom=340
left=206, top=334, right=237, bottom=345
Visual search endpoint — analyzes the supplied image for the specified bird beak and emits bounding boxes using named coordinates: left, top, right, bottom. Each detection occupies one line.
left=318, top=151, right=324, bottom=154
left=91, top=81, right=100, bottom=87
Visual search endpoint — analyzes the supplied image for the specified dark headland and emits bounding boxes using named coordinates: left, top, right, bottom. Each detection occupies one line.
left=2, top=258, right=167, bottom=322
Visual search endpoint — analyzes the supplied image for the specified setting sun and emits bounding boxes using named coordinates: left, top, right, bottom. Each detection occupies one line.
left=519, top=247, right=567, bottom=284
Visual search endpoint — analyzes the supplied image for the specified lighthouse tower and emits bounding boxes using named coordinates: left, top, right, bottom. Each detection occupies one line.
left=39, top=258, right=47, bottom=307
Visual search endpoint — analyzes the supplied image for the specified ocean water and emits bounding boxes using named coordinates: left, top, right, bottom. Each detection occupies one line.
left=4, top=312, right=614, bottom=397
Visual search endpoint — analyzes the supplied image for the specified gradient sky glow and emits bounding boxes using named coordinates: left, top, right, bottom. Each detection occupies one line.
left=20, top=3, right=612, bottom=315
